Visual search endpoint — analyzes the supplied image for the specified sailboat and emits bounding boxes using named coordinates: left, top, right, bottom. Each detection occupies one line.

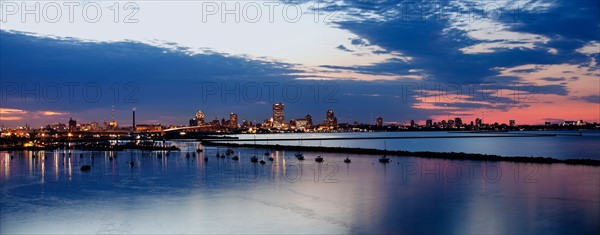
left=379, top=141, right=390, bottom=163
left=251, top=135, right=259, bottom=163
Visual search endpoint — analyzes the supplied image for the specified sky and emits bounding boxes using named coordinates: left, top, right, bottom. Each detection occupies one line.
left=0, top=0, right=598, bottom=128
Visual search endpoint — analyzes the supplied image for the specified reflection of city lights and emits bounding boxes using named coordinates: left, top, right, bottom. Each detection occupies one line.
left=67, top=133, right=73, bottom=137
left=4, top=154, right=10, bottom=179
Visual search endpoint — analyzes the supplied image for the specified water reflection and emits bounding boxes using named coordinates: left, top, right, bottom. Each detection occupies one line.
left=0, top=145, right=598, bottom=234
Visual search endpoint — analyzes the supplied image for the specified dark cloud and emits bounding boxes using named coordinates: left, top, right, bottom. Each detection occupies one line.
left=540, top=77, right=566, bottom=82
left=577, top=95, right=600, bottom=104
left=335, top=45, right=354, bottom=52
left=350, top=38, right=368, bottom=46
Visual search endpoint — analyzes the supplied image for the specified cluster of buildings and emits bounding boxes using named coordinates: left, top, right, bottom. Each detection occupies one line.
left=1, top=102, right=597, bottom=139
left=185, top=103, right=338, bottom=133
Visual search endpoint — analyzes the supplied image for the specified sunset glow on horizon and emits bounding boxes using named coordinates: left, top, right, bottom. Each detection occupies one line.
left=1, top=0, right=598, bottom=127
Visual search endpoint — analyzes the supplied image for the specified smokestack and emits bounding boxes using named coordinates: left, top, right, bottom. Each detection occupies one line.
left=132, top=107, right=136, bottom=131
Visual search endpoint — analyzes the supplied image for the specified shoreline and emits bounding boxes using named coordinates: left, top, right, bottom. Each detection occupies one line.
left=201, top=141, right=600, bottom=166
left=203, top=133, right=563, bottom=142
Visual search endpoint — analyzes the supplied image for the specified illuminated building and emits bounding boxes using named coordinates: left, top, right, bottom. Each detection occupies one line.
left=196, top=111, right=205, bottom=125
left=305, top=114, right=313, bottom=128
left=324, top=109, right=337, bottom=128
left=376, top=116, right=383, bottom=127
left=229, top=113, right=238, bottom=128
left=509, top=120, right=516, bottom=127
left=189, top=110, right=206, bottom=127
left=272, top=103, right=284, bottom=127
left=294, top=119, right=308, bottom=130
left=135, top=124, right=163, bottom=133
left=108, top=120, right=118, bottom=130
left=108, top=106, right=118, bottom=130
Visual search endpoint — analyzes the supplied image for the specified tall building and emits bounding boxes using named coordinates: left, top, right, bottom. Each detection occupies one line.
left=426, top=119, right=433, bottom=127
left=376, top=116, right=383, bottom=127
left=509, top=120, right=516, bottom=127
left=324, top=109, right=337, bottom=128
left=454, top=117, right=462, bottom=127
left=109, top=106, right=118, bottom=130
left=90, top=122, right=99, bottom=131
left=229, top=113, right=238, bottom=128
left=272, top=103, right=284, bottom=127
left=132, top=107, right=136, bottom=130
left=68, top=117, right=77, bottom=130
left=196, top=111, right=205, bottom=125
left=305, top=114, right=313, bottom=128
left=476, top=118, right=483, bottom=126
left=108, top=120, right=118, bottom=130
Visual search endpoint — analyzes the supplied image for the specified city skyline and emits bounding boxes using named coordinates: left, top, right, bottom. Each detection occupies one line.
left=3, top=102, right=595, bottom=132
left=1, top=1, right=599, bottom=128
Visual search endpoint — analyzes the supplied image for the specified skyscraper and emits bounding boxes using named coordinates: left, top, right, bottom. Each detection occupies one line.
left=196, top=111, right=205, bottom=125
left=305, top=114, right=313, bottom=128
left=132, top=107, right=136, bottom=130
left=376, top=116, right=383, bottom=127
left=68, top=117, right=77, bottom=130
left=229, top=113, right=238, bottom=129
left=272, top=103, right=284, bottom=127
left=109, top=106, right=118, bottom=130
left=324, top=109, right=337, bottom=128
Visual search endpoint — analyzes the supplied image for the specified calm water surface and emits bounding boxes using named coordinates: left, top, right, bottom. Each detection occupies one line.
left=229, top=131, right=600, bottom=160
left=1, top=142, right=598, bottom=234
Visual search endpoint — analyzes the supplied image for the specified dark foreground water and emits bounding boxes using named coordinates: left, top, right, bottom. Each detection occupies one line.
left=1, top=144, right=599, bottom=234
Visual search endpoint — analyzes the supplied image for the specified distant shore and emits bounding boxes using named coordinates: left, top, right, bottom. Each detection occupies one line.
left=201, top=141, right=600, bottom=166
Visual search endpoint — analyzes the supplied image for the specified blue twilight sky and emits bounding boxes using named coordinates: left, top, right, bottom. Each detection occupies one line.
left=0, top=0, right=598, bottom=127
